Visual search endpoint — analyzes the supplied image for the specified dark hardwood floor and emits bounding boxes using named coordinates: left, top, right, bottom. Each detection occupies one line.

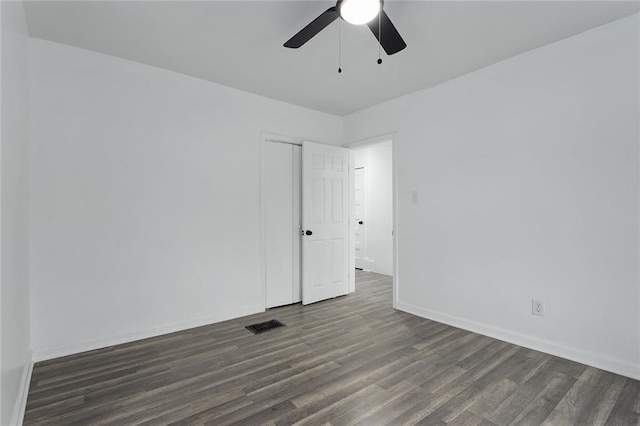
left=25, top=271, right=639, bottom=425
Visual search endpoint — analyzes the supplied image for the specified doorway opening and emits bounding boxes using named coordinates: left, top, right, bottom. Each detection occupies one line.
left=347, top=137, right=397, bottom=306
left=260, top=132, right=395, bottom=310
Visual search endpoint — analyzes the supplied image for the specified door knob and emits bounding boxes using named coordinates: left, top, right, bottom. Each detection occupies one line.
left=305, top=230, right=313, bottom=236
left=358, top=221, right=363, bottom=225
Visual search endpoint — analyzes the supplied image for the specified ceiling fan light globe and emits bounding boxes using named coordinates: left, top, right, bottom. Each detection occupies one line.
left=339, top=0, right=381, bottom=25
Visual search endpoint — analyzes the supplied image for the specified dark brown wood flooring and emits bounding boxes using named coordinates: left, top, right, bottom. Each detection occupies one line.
left=24, top=271, right=640, bottom=425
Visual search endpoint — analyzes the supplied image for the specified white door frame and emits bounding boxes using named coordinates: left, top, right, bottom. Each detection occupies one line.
left=343, top=133, right=399, bottom=308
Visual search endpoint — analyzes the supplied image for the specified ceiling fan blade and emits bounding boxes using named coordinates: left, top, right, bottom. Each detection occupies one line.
left=284, top=7, right=339, bottom=48
left=367, top=10, right=406, bottom=55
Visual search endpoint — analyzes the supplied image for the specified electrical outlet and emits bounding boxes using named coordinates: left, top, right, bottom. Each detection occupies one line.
left=532, top=299, right=544, bottom=317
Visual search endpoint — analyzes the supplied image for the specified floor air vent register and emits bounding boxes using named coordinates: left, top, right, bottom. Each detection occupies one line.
left=245, top=319, right=286, bottom=334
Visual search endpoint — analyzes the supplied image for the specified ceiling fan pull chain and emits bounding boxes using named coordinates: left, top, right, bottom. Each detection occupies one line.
left=377, top=9, right=382, bottom=65
left=338, top=18, right=343, bottom=73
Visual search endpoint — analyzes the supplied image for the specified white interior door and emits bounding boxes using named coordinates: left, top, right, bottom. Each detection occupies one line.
left=354, top=167, right=367, bottom=269
left=302, top=141, right=350, bottom=305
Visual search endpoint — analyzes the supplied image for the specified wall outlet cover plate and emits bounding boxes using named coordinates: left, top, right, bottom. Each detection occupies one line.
left=532, top=299, right=544, bottom=317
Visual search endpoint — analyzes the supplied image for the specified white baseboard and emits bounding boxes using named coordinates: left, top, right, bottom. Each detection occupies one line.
left=10, top=357, right=33, bottom=426
left=32, top=306, right=264, bottom=362
left=396, top=301, right=640, bottom=381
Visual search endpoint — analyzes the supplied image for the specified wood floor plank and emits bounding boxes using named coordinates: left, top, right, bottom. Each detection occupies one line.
left=542, top=367, right=612, bottom=425
left=466, top=378, right=519, bottom=420
left=605, top=379, right=640, bottom=425
left=345, top=380, right=419, bottom=425
left=447, top=410, right=492, bottom=426
left=24, top=271, right=640, bottom=426
left=575, top=372, right=627, bottom=425
left=511, top=373, right=577, bottom=425
left=480, top=357, right=555, bottom=424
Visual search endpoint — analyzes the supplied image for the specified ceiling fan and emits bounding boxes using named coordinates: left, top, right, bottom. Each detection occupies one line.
left=284, top=0, right=407, bottom=56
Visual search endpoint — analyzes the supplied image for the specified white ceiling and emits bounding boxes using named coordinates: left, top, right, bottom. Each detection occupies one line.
left=24, top=1, right=640, bottom=116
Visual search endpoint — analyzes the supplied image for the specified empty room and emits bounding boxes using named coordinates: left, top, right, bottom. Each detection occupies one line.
left=1, top=0, right=639, bottom=424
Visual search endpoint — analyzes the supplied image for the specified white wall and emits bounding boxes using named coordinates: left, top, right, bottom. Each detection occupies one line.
left=344, top=15, right=640, bottom=379
left=29, top=39, right=343, bottom=360
left=1, top=1, right=31, bottom=424
left=353, top=143, right=393, bottom=275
